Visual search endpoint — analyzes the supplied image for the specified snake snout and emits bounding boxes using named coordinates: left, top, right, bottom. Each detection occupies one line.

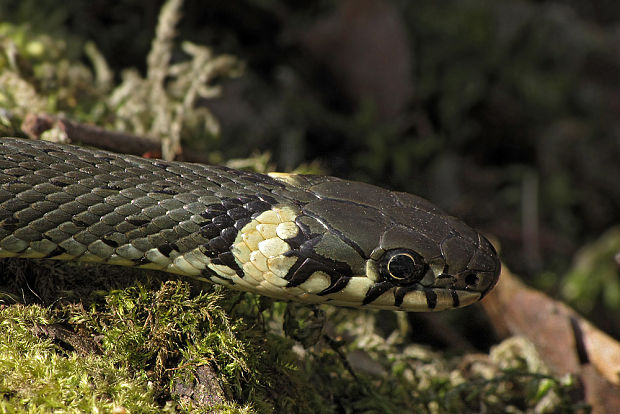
left=467, top=234, right=501, bottom=297
left=437, top=225, right=500, bottom=298
left=446, top=234, right=500, bottom=298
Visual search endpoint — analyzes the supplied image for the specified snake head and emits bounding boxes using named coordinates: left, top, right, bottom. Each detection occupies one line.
left=360, top=191, right=501, bottom=311
left=364, top=196, right=501, bottom=311
left=273, top=175, right=501, bottom=311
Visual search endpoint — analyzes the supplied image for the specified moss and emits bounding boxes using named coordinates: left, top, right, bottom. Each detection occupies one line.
left=0, top=304, right=162, bottom=413
left=0, top=268, right=333, bottom=412
left=0, top=257, right=587, bottom=413
left=562, top=226, right=620, bottom=313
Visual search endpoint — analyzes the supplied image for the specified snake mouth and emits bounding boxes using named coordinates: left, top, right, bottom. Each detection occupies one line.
left=368, top=286, right=481, bottom=311
left=320, top=282, right=482, bottom=311
left=354, top=250, right=499, bottom=311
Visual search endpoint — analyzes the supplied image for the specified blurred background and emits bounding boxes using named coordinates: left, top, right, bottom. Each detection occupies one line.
left=1, top=0, right=619, bottom=339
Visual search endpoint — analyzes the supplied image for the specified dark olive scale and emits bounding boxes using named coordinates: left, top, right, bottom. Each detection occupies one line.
left=0, top=138, right=501, bottom=311
left=226, top=207, right=249, bottom=221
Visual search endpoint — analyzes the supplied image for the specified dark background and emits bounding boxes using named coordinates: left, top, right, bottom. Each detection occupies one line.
left=1, top=0, right=619, bottom=338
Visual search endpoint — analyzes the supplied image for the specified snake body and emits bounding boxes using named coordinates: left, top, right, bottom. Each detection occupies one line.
left=0, top=137, right=500, bottom=311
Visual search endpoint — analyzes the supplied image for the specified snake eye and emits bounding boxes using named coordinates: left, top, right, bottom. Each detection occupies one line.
left=381, top=250, right=427, bottom=286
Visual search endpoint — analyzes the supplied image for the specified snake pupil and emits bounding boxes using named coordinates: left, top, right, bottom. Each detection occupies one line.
left=388, top=254, right=416, bottom=279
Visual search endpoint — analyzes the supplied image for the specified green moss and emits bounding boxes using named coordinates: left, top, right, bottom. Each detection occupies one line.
left=0, top=305, right=162, bottom=413
left=0, top=275, right=333, bottom=412
left=563, top=226, right=620, bottom=312
left=0, top=263, right=587, bottom=413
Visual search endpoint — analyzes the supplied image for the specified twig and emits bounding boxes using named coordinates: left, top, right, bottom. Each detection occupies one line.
left=20, top=113, right=211, bottom=163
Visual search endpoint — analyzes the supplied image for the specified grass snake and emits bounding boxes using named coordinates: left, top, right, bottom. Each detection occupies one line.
left=0, top=137, right=500, bottom=311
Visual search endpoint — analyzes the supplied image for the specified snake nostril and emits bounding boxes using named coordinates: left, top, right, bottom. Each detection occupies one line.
left=464, top=272, right=479, bottom=286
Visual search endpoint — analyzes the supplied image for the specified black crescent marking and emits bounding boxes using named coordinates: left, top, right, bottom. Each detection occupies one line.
left=394, top=285, right=434, bottom=308
left=318, top=276, right=351, bottom=296
left=283, top=234, right=353, bottom=295
left=281, top=215, right=356, bottom=295
left=394, top=287, right=408, bottom=307
left=362, top=281, right=393, bottom=306
left=280, top=216, right=313, bottom=249
left=450, top=289, right=460, bottom=308
left=425, top=289, right=438, bottom=309
left=285, top=256, right=327, bottom=287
